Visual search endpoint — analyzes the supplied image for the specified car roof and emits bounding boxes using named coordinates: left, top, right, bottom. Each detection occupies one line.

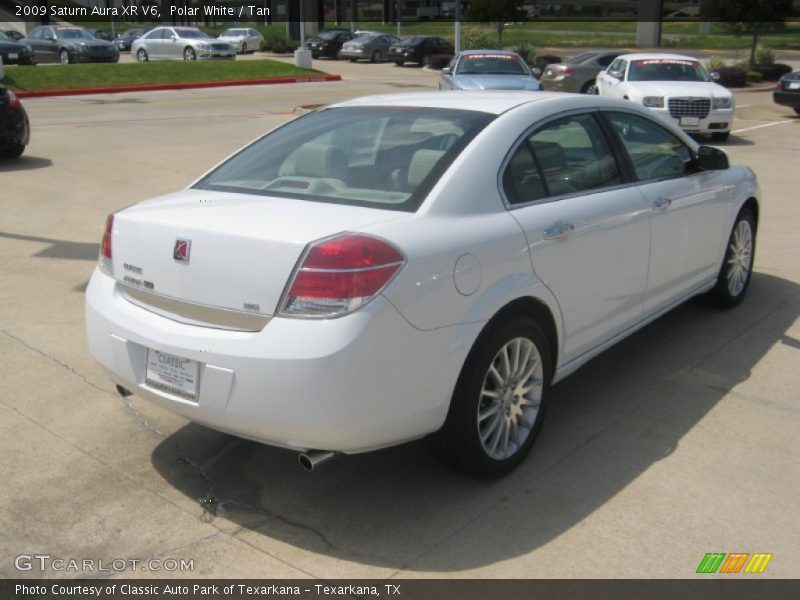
left=329, top=90, right=631, bottom=115
left=616, top=52, right=700, bottom=62
left=459, top=49, right=519, bottom=56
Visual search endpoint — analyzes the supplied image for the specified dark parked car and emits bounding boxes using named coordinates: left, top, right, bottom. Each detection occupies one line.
left=116, top=28, right=146, bottom=51
left=0, top=85, right=30, bottom=159
left=540, top=50, right=622, bottom=94
left=88, top=29, right=114, bottom=42
left=305, top=30, right=353, bottom=59
left=389, top=35, right=454, bottom=67
left=774, top=70, right=800, bottom=115
left=3, top=30, right=25, bottom=42
left=25, top=26, right=120, bottom=64
left=0, top=30, right=36, bottom=65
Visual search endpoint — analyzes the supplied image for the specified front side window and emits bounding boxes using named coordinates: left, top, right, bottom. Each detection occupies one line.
left=503, top=113, right=622, bottom=204
left=195, top=107, right=494, bottom=212
left=605, top=112, right=693, bottom=180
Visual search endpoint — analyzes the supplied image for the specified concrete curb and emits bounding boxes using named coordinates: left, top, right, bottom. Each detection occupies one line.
left=14, top=74, right=342, bottom=98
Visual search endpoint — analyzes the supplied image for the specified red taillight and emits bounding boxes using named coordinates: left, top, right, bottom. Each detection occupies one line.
left=561, top=66, right=575, bottom=75
left=7, top=91, right=22, bottom=110
left=280, top=234, right=405, bottom=317
left=99, top=214, right=114, bottom=276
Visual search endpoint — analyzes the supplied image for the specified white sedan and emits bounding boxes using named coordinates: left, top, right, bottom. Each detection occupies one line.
left=597, top=53, right=734, bottom=141
left=86, top=92, right=759, bottom=478
left=217, top=28, right=263, bottom=54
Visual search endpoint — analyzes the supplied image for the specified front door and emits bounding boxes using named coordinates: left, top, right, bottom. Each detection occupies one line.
left=503, top=111, right=650, bottom=363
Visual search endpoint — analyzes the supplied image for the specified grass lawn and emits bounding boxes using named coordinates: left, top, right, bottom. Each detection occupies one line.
left=1, top=59, right=323, bottom=92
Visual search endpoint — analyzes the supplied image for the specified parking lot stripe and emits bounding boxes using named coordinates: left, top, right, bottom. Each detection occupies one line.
left=733, top=120, right=792, bottom=134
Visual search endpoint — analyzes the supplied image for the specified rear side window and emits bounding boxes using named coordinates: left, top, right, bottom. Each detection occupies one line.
left=597, top=54, right=618, bottom=67
left=605, top=112, right=693, bottom=181
left=503, top=113, right=621, bottom=204
left=196, top=106, right=494, bottom=212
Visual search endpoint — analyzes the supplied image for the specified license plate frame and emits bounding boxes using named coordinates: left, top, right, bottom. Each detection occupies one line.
left=145, top=349, right=200, bottom=401
left=680, top=116, right=701, bottom=126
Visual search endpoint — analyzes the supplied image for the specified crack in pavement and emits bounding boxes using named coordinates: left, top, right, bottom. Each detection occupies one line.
left=0, top=328, right=164, bottom=436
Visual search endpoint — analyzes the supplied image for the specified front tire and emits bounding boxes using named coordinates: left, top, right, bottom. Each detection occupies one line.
left=59, top=49, right=72, bottom=65
left=0, top=143, right=25, bottom=159
left=184, top=47, right=196, bottom=61
left=371, top=50, right=382, bottom=63
left=433, top=317, right=552, bottom=478
left=706, top=208, right=756, bottom=308
left=137, top=49, right=148, bottom=62
left=241, top=43, right=247, bottom=54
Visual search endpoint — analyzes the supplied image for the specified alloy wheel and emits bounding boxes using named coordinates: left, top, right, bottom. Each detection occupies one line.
left=726, top=219, right=753, bottom=297
left=477, top=337, right=544, bottom=460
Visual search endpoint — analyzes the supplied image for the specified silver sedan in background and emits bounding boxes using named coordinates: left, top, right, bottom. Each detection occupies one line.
left=340, top=32, right=399, bottom=63
left=217, top=28, right=263, bottom=54
left=540, top=50, right=623, bottom=94
left=439, top=50, right=543, bottom=91
left=132, top=27, right=235, bottom=62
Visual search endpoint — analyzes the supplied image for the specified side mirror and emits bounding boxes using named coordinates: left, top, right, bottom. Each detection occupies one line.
left=532, top=67, right=543, bottom=79
left=608, top=70, right=622, bottom=80
left=697, top=145, right=729, bottom=170
left=441, top=67, right=451, bottom=75
left=710, top=71, right=721, bottom=82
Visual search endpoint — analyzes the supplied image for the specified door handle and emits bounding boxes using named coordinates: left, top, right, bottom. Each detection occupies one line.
left=543, top=223, right=575, bottom=240
left=652, top=196, right=672, bottom=210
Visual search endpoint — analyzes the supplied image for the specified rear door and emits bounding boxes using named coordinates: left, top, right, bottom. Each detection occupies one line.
left=503, top=111, right=650, bottom=363
left=602, top=110, right=730, bottom=314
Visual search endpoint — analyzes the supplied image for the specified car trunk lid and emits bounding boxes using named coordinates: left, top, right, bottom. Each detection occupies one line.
left=110, top=189, right=406, bottom=318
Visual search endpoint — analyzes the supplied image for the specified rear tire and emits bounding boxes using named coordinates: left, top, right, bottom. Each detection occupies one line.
left=394, top=60, right=404, bottom=67
left=433, top=317, right=552, bottom=478
left=711, top=131, right=731, bottom=142
left=371, top=50, right=382, bottom=63
left=705, top=208, right=756, bottom=308
left=422, top=54, right=431, bottom=67
left=349, top=57, right=357, bottom=62
left=794, top=107, right=800, bottom=116
left=581, top=80, right=597, bottom=94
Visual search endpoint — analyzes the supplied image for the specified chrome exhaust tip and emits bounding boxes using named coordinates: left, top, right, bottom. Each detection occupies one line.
left=298, top=450, right=336, bottom=472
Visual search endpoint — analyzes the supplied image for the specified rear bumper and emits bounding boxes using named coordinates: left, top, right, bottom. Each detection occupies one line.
left=86, top=270, right=468, bottom=453
left=773, top=90, right=800, bottom=108
left=340, top=49, right=370, bottom=60
left=540, top=78, right=581, bottom=93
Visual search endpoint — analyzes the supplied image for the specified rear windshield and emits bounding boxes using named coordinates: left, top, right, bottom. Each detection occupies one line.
left=195, top=106, right=494, bottom=212
left=458, top=53, right=529, bottom=76
left=628, top=59, right=709, bottom=82
left=564, top=52, right=597, bottom=65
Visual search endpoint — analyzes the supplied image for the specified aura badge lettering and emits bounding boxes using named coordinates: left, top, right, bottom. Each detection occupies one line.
left=696, top=552, right=773, bottom=574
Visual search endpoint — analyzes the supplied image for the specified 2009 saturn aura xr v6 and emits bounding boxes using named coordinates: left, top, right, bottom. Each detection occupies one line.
left=86, top=92, right=759, bottom=477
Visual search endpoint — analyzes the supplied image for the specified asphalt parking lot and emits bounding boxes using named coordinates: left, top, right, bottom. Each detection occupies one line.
left=1, top=60, right=799, bottom=579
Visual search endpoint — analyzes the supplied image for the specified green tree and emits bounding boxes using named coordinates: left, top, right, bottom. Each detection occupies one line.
left=709, top=0, right=793, bottom=66
left=466, top=0, right=527, bottom=47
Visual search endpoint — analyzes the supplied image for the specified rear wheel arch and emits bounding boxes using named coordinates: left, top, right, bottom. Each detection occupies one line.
left=473, top=296, right=559, bottom=379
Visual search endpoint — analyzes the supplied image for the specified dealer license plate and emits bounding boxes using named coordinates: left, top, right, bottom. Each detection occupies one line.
left=146, top=349, right=199, bottom=400
left=680, top=116, right=700, bottom=126
left=789, top=82, right=800, bottom=90
left=9, top=53, right=18, bottom=60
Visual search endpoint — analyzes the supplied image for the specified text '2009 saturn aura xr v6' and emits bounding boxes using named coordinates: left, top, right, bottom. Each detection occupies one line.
left=86, top=92, right=759, bottom=477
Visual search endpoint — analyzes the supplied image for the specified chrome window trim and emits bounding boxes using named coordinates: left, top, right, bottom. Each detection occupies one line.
left=117, top=282, right=270, bottom=332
